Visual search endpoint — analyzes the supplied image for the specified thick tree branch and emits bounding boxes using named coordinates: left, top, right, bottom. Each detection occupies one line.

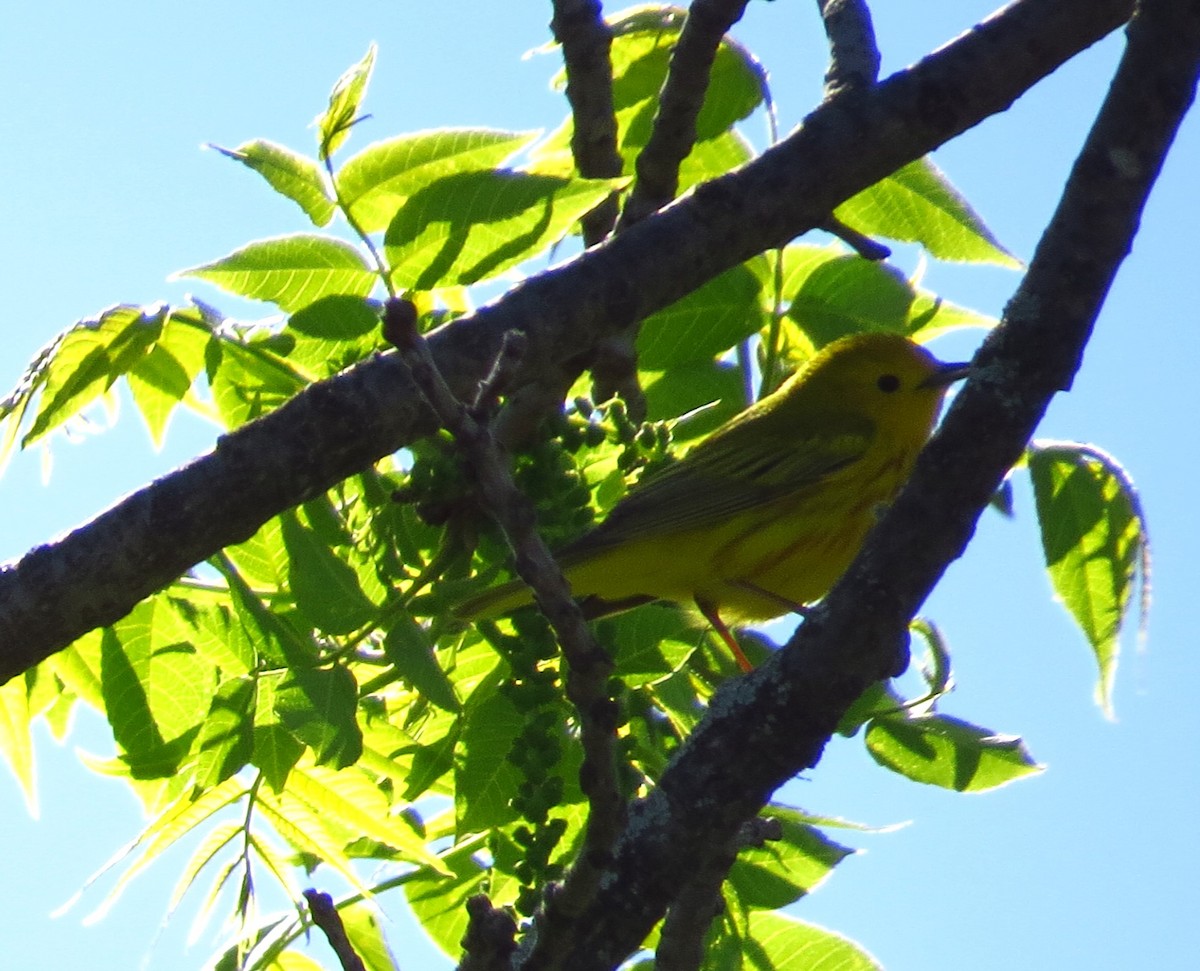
left=551, top=0, right=624, bottom=245
left=533, top=2, right=1199, bottom=967
left=0, top=0, right=1133, bottom=683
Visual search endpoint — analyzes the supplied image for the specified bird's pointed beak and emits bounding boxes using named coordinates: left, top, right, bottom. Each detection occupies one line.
left=920, top=360, right=971, bottom=389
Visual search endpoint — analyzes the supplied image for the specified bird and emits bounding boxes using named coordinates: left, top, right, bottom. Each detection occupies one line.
left=455, top=332, right=970, bottom=670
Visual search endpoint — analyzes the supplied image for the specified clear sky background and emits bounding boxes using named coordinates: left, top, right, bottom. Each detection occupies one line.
left=2, top=3, right=1197, bottom=970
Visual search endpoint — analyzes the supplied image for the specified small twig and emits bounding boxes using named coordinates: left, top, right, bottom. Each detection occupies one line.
left=816, top=0, right=882, bottom=96
left=552, top=0, right=624, bottom=245
left=655, top=817, right=784, bottom=971
left=603, top=0, right=751, bottom=415
left=586, top=330, right=647, bottom=423
left=381, top=298, right=627, bottom=939
left=491, top=368, right=579, bottom=452
left=302, top=890, right=367, bottom=971
left=618, top=0, right=752, bottom=229
left=459, top=894, right=519, bottom=971
left=818, top=213, right=891, bottom=261
left=814, top=5, right=888, bottom=277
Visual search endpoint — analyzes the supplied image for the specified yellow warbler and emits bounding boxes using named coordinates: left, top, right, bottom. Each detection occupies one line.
left=456, top=333, right=969, bottom=670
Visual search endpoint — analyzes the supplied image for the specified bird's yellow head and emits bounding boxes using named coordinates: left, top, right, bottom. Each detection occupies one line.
left=773, top=332, right=970, bottom=439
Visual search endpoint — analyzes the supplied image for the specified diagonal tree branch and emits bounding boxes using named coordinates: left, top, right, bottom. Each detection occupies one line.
left=532, top=1, right=1200, bottom=966
left=617, top=0, right=751, bottom=230
left=382, top=301, right=626, bottom=935
left=551, top=0, right=624, bottom=245
left=0, top=0, right=1134, bottom=684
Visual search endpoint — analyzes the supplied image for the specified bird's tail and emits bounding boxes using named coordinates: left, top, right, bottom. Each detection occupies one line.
left=452, top=577, right=534, bottom=621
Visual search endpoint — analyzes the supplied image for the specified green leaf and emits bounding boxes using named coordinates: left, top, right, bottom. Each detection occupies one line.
left=642, top=359, right=746, bottom=442
left=48, top=634, right=104, bottom=712
left=339, top=901, right=398, bottom=971
left=17, top=304, right=164, bottom=450
left=744, top=910, right=882, bottom=971
left=638, top=260, right=769, bottom=370
left=226, top=518, right=288, bottom=590
left=729, top=809, right=855, bottom=910
left=0, top=675, right=36, bottom=814
left=193, top=676, right=256, bottom=791
left=175, top=234, right=376, bottom=313
left=255, top=785, right=374, bottom=899
left=206, top=332, right=308, bottom=427
left=218, top=569, right=300, bottom=674
left=678, top=129, right=755, bottom=193
left=865, top=713, right=1042, bottom=792
left=280, top=509, right=378, bottom=636
left=103, top=599, right=218, bottom=779
left=317, top=44, right=376, bottom=159
left=782, top=247, right=916, bottom=349
left=74, top=776, right=247, bottom=924
left=836, top=158, right=1019, bottom=267
left=338, top=128, right=540, bottom=233
left=273, top=662, right=360, bottom=768
left=405, top=837, right=489, bottom=960
left=1028, top=441, right=1149, bottom=715
left=159, top=587, right=255, bottom=675
left=126, top=314, right=206, bottom=444
left=604, top=604, right=697, bottom=687
left=455, top=674, right=525, bottom=833
left=286, top=763, right=448, bottom=873
left=274, top=664, right=363, bottom=769
left=281, top=295, right=385, bottom=378
left=382, top=612, right=460, bottom=712
left=906, top=288, right=998, bottom=342
left=211, top=140, right=335, bottom=226
left=166, top=819, right=242, bottom=917
left=252, top=721, right=305, bottom=793
left=384, top=170, right=622, bottom=290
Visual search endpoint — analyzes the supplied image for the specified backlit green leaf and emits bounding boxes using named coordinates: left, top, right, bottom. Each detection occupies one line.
left=317, top=44, right=376, bottom=159
left=280, top=510, right=378, bottom=636
left=18, top=304, right=165, bottom=449
left=175, top=234, right=376, bottom=312
left=382, top=612, right=459, bottom=712
left=744, top=910, right=882, bottom=971
left=338, top=128, right=540, bottom=232
left=211, top=139, right=335, bottom=226
left=384, top=171, right=621, bottom=290
left=274, top=664, right=362, bottom=769
left=339, top=901, right=398, bottom=971
left=193, top=676, right=255, bottom=791
left=729, top=809, right=855, bottom=910
left=0, top=676, right=36, bottom=814
left=1028, top=441, right=1149, bottom=715
left=836, top=158, right=1019, bottom=267
left=639, top=260, right=769, bottom=370
left=405, top=837, right=489, bottom=960
left=866, top=713, right=1042, bottom=792
left=103, top=599, right=218, bottom=779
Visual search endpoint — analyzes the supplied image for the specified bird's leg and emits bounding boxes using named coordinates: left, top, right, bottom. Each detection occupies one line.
left=695, top=597, right=753, bottom=673
left=726, top=579, right=814, bottom=619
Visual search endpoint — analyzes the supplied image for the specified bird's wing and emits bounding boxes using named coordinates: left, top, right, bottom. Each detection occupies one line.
left=559, top=413, right=874, bottom=560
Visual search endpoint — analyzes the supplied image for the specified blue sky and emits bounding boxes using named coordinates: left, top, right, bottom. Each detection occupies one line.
left=2, top=3, right=1197, bottom=969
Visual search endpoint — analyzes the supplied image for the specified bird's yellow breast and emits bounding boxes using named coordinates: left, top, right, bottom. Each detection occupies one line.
left=559, top=443, right=915, bottom=622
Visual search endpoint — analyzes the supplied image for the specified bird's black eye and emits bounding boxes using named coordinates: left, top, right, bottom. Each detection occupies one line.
left=877, top=373, right=901, bottom=393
